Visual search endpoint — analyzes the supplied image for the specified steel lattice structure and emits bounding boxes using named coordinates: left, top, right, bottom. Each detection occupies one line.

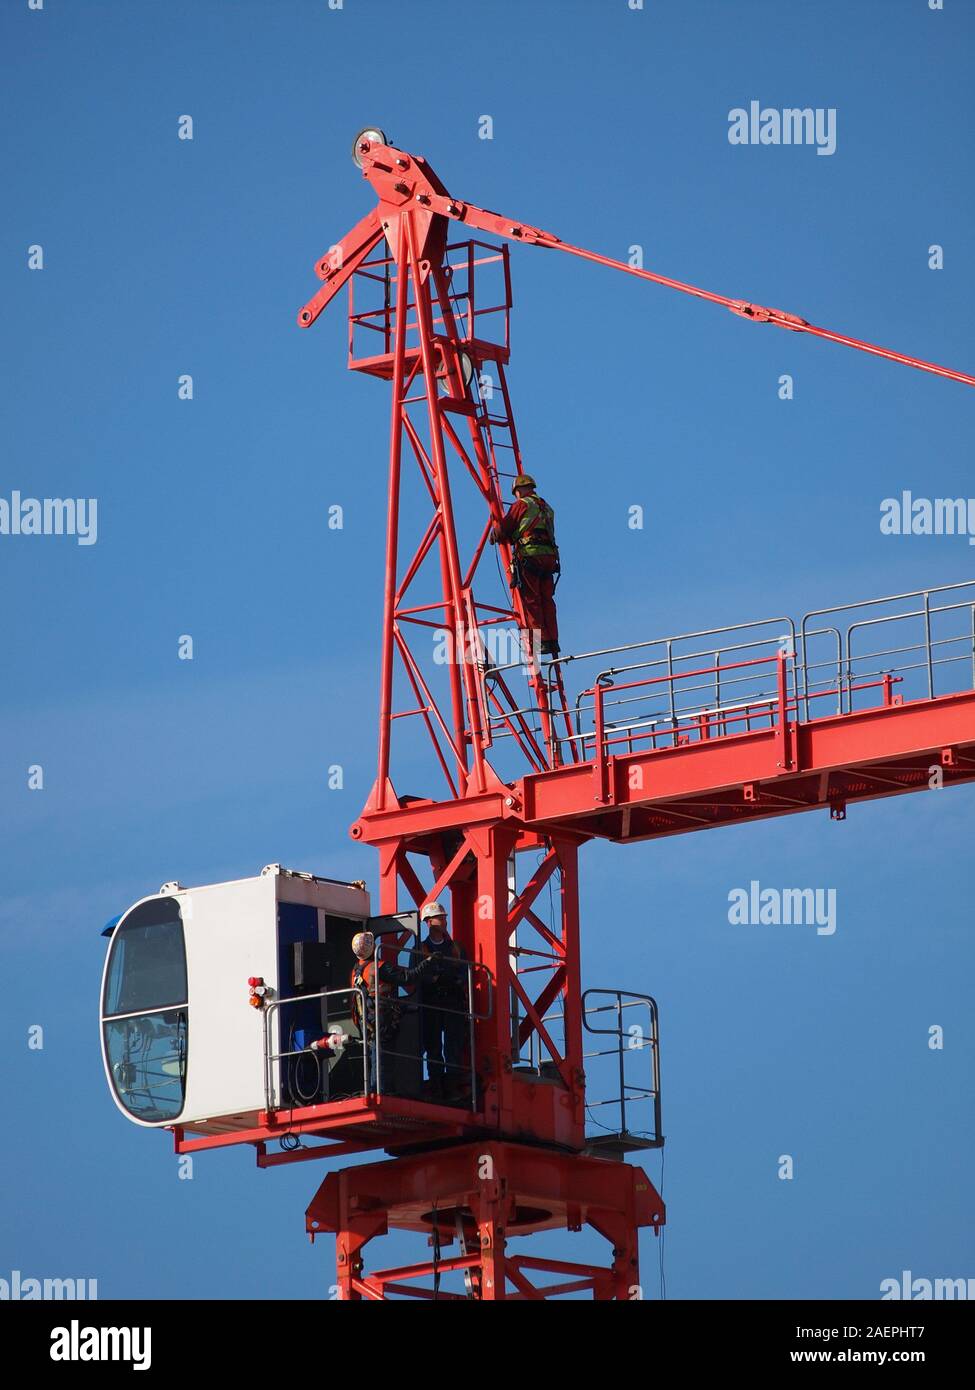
left=171, top=131, right=975, bottom=1300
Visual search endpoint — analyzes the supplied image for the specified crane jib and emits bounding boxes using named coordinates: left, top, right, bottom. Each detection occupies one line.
left=300, top=136, right=974, bottom=388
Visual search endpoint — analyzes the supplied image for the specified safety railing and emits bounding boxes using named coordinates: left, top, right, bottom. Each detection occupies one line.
left=263, top=948, right=493, bottom=1113
left=369, top=941, right=492, bottom=1107
left=263, top=985, right=368, bottom=1112
left=348, top=237, right=512, bottom=366
left=798, top=580, right=975, bottom=718
left=522, top=988, right=663, bottom=1151
left=578, top=651, right=909, bottom=790
left=483, top=580, right=975, bottom=771
left=581, top=989, right=663, bottom=1152
left=583, top=650, right=794, bottom=768
left=485, top=614, right=811, bottom=769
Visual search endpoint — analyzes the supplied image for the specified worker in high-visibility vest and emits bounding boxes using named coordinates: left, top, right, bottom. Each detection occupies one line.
left=491, top=473, right=561, bottom=657
left=350, top=930, right=431, bottom=1095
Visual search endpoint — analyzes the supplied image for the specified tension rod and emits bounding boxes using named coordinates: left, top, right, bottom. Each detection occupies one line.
left=543, top=237, right=975, bottom=388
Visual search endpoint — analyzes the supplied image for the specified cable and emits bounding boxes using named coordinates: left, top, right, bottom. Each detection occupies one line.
left=491, top=531, right=512, bottom=609
left=583, top=1101, right=653, bottom=1139
left=288, top=1021, right=323, bottom=1105
left=431, top=1202, right=441, bottom=1301
left=545, top=237, right=975, bottom=388
left=657, top=1146, right=667, bottom=1302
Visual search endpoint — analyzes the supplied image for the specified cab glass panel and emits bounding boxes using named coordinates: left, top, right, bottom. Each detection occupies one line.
left=102, top=898, right=188, bottom=1122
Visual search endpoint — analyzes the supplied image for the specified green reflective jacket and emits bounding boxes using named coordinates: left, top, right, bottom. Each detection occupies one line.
left=515, top=496, right=558, bottom=558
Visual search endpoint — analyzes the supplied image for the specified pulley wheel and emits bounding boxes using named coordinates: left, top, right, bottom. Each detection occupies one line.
left=352, top=127, right=388, bottom=167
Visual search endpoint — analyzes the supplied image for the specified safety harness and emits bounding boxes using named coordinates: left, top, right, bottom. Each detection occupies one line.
left=351, top=959, right=403, bottom=1040
left=514, top=496, right=559, bottom=560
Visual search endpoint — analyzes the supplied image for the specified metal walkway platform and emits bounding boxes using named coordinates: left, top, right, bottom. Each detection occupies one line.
left=355, top=579, right=975, bottom=845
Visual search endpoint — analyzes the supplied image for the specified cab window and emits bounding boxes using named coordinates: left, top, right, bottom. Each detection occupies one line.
left=102, top=898, right=188, bottom=1122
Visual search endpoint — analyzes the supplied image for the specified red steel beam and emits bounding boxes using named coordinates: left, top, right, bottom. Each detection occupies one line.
left=351, top=688, right=975, bottom=849
left=306, top=1139, right=662, bottom=1301
left=521, top=688, right=975, bottom=835
left=172, top=1092, right=475, bottom=1157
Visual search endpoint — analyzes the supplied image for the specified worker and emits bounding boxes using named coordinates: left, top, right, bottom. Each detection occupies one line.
left=417, top=901, right=469, bottom=1103
left=350, top=930, right=431, bottom=1096
left=490, top=473, right=561, bottom=658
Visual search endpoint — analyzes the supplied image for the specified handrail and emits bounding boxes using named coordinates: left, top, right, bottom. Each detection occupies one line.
left=579, top=670, right=903, bottom=769
left=372, top=942, right=493, bottom=1105
left=262, top=985, right=368, bottom=1112
left=581, top=989, right=663, bottom=1148
left=480, top=581, right=975, bottom=769
left=263, top=948, right=494, bottom=1113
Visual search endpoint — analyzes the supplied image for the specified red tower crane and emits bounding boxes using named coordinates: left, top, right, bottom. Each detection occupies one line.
left=169, top=130, right=975, bottom=1301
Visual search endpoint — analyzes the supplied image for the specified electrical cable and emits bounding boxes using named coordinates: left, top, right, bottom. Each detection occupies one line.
left=288, top=1020, right=323, bottom=1106
left=431, top=1202, right=441, bottom=1301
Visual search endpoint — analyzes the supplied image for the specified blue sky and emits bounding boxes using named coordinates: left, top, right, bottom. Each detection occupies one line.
left=1, top=0, right=973, bottom=1299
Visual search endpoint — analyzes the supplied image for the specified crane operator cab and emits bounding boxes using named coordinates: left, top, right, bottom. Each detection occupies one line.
left=99, top=865, right=455, bottom=1140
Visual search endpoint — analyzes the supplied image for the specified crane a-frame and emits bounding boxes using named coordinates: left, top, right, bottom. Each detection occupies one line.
left=159, top=130, right=975, bottom=1300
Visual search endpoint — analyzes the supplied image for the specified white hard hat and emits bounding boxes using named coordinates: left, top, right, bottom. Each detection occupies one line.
left=420, top=901, right=447, bottom=923
left=351, top=930, right=375, bottom=959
